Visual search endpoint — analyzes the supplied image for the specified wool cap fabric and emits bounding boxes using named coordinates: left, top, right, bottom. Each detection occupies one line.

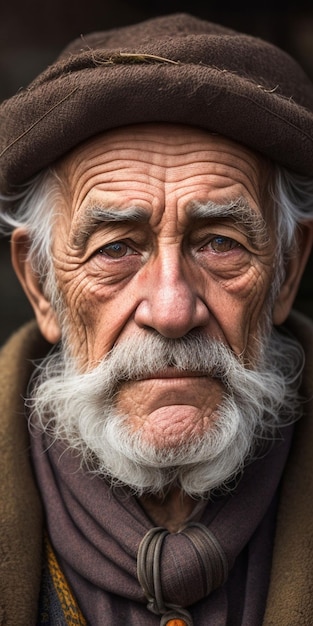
left=1, top=12, right=313, bottom=193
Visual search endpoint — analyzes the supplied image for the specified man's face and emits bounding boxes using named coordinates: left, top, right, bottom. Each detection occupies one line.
left=49, top=123, right=276, bottom=450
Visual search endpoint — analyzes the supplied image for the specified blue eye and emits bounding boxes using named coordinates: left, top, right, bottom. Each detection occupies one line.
left=98, top=242, right=130, bottom=258
left=210, top=236, right=240, bottom=252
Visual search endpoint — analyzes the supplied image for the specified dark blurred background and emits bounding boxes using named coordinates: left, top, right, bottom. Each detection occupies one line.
left=1, top=0, right=313, bottom=345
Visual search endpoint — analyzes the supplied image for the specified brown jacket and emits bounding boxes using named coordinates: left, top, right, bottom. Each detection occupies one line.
left=0, top=314, right=313, bottom=625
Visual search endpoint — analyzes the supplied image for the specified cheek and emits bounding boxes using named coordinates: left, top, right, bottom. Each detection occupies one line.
left=204, top=265, right=274, bottom=356
left=58, top=268, right=139, bottom=362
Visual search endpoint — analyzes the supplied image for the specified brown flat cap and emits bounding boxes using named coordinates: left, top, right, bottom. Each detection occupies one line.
left=1, top=12, right=313, bottom=192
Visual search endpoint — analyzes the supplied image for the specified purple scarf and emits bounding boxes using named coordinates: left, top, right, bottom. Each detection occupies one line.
left=31, top=425, right=293, bottom=625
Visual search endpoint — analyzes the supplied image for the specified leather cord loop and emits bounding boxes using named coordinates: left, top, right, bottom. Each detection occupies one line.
left=137, top=523, right=228, bottom=624
left=137, top=527, right=169, bottom=615
left=182, top=522, right=228, bottom=593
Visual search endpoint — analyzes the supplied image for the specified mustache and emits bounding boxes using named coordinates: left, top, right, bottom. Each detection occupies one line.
left=62, top=332, right=245, bottom=399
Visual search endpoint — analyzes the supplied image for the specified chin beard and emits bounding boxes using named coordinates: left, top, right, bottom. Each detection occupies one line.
left=27, top=328, right=303, bottom=497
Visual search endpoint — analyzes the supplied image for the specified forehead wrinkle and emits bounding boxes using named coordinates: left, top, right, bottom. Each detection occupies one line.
left=187, top=199, right=270, bottom=249
left=70, top=205, right=151, bottom=251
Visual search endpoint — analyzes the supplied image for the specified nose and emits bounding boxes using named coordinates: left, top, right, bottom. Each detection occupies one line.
left=134, top=249, right=210, bottom=338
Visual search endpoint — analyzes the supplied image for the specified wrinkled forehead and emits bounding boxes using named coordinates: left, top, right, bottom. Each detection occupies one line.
left=56, top=123, right=272, bottom=211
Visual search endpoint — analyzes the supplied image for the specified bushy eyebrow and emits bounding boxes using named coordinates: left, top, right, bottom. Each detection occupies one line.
left=187, top=199, right=270, bottom=249
left=71, top=198, right=270, bottom=252
left=71, top=205, right=150, bottom=250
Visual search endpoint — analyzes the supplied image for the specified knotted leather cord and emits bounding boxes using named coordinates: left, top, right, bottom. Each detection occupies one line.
left=182, top=523, right=228, bottom=596
left=138, top=527, right=169, bottom=614
left=137, top=523, right=228, bottom=625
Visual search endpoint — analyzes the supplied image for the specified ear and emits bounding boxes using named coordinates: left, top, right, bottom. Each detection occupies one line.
left=11, top=228, right=62, bottom=344
left=273, top=222, right=313, bottom=325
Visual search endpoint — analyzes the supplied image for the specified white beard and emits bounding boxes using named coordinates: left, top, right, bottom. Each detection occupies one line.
left=27, top=329, right=303, bottom=497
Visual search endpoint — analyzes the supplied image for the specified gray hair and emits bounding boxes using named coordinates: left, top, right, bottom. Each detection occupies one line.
left=0, top=163, right=313, bottom=303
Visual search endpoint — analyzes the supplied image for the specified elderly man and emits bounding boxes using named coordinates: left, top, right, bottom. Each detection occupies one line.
left=0, top=12, right=313, bottom=626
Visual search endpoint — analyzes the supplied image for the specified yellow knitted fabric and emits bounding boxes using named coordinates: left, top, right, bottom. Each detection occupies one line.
left=45, top=534, right=87, bottom=626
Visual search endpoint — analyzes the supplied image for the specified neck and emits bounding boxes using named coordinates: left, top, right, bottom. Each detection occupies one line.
left=138, top=487, right=202, bottom=532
